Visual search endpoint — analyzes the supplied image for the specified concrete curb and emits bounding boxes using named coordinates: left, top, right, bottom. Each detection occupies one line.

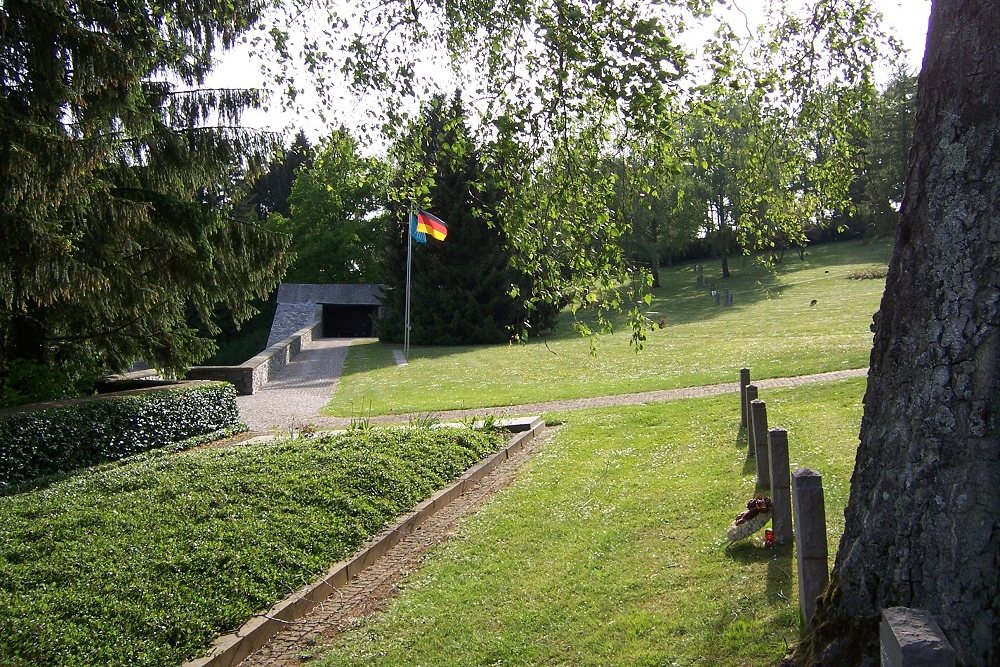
left=182, top=416, right=545, bottom=667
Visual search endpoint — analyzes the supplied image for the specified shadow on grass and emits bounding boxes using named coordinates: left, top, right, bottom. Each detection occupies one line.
left=724, top=541, right=794, bottom=605
left=766, top=543, right=794, bottom=605
left=642, top=238, right=892, bottom=330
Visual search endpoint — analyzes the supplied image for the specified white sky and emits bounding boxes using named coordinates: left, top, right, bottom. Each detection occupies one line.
left=210, top=0, right=932, bottom=144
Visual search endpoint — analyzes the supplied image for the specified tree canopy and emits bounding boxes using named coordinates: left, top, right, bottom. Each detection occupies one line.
left=267, top=129, right=386, bottom=284
left=250, top=0, right=898, bottom=341
left=0, top=0, right=291, bottom=404
left=379, top=94, right=557, bottom=344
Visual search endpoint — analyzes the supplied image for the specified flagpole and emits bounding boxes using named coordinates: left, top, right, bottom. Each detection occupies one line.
left=403, top=203, right=413, bottom=360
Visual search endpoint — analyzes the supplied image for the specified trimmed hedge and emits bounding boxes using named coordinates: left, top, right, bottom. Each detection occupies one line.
left=0, top=382, right=241, bottom=488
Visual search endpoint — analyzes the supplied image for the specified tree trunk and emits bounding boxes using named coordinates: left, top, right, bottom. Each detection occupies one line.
left=799, top=3, right=999, bottom=665
left=650, top=246, right=661, bottom=288
left=721, top=254, right=730, bottom=279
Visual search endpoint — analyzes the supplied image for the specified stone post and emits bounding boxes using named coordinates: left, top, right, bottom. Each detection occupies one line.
left=744, top=384, right=758, bottom=452
left=880, top=607, right=956, bottom=667
left=713, top=291, right=721, bottom=306
left=750, top=399, right=770, bottom=488
left=768, top=428, right=792, bottom=545
left=792, top=468, right=828, bottom=628
left=697, top=274, right=704, bottom=288
left=723, top=288, right=731, bottom=306
left=739, top=368, right=751, bottom=428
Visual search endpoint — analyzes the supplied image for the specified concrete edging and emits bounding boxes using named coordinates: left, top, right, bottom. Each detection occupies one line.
left=182, top=415, right=545, bottom=667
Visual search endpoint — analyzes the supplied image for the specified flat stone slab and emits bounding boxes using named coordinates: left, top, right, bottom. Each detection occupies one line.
left=880, top=607, right=956, bottom=667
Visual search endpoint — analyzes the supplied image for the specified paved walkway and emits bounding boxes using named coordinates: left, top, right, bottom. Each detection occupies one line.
left=236, top=338, right=360, bottom=433
left=236, top=337, right=869, bottom=433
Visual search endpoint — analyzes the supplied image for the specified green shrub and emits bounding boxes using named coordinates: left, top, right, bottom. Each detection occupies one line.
left=0, top=357, right=105, bottom=409
left=0, top=382, right=241, bottom=488
left=847, top=265, right=889, bottom=280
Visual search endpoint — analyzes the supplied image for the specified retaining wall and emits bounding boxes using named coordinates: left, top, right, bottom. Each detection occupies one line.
left=186, top=306, right=322, bottom=395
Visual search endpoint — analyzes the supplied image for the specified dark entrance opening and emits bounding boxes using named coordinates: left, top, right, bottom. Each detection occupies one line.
left=322, top=304, right=379, bottom=337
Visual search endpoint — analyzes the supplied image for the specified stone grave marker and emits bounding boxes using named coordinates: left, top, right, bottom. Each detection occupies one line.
left=739, top=368, right=751, bottom=428
left=792, top=468, right=828, bottom=627
left=768, top=428, right=792, bottom=545
left=750, top=399, right=770, bottom=488
left=880, top=607, right=955, bottom=667
left=744, top=384, right=758, bottom=454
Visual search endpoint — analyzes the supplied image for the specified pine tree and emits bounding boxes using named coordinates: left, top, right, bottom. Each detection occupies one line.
left=0, top=0, right=291, bottom=402
left=379, top=94, right=550, bottom=345
left=244, top=131, right=314, bottom=221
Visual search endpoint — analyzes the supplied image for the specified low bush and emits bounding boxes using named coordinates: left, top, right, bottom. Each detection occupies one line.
left=0, top=382, right=240, bottom=488
left=0, top=426, right=505, bottom=667
left=847, top=265, right=889, bottom=280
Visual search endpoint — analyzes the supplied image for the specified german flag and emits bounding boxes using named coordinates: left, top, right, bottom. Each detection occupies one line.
left=415, top=210, right=448, bottom=241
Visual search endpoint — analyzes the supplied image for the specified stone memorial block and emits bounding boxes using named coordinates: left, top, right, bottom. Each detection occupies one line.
left=880, top=607, right=955, bottom=667
left=750, top=399, right=770, bottom=487
left=744, top=384, right=758, bottom=451
left=739, top=368, right=751, bottom=428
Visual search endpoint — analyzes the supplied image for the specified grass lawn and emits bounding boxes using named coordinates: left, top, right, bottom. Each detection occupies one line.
left=326, top=239, right=889, bottom=417
left=0, top=428, right=505, bottom=667
left=313, top=378, right=865, bottom=666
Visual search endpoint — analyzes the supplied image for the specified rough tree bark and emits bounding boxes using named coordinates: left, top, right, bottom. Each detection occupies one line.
left=797, top=3, right=999, bottom=665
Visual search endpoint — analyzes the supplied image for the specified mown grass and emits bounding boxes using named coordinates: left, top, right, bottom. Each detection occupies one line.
left=313, top=378, right=865, bottom=667
left=0, top=427, right=505, bottom=667
left=326, top=239, right=889, bottom=416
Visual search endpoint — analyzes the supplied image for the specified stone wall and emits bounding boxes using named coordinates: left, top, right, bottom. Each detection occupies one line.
left=187, top=309, right=322, bottom=395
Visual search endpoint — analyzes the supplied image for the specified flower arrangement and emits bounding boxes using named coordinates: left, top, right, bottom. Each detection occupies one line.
left=725, top=496, right=773, bottom=544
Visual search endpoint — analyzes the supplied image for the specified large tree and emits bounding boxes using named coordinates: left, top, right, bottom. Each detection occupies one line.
left=379, top=94, right=552, bottom=345
left=0, top=0, right=290, bottom=402
left=796, top=3, right=999, bottom=664
left=243, top=130, right=314, bottom=221
left=268, top=128, right=386, bottom=284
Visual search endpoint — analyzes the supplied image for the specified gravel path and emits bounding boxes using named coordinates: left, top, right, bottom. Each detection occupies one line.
left=235, top=335, right=869, bottom=432
left=236, top=338, right=360, bottom=433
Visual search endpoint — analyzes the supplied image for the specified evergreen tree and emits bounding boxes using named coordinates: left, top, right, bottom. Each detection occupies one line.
left=0, top=0, right=290, bottom=403
left=379, top=94, right=551, bottom=345
left=244, top=131, right=314, bottom=221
